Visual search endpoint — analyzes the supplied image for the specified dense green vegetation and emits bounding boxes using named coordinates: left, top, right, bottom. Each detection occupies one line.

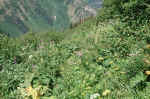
left=0, top=0, right=101, bottom=37
left=1, top=0, right=150, bottom=98
left=0, top=0, right=70, bottom=37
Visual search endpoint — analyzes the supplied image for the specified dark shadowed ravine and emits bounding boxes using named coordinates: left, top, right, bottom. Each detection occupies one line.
left=0, top=0, right=102, bottom=37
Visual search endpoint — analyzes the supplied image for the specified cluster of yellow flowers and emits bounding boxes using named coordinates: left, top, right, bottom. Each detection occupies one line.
left=17, top=85, right=49, bottom=99
left=96, top=57, right=104, bottom=63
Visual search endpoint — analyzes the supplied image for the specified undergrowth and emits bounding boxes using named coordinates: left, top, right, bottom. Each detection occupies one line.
left=1, top=0, right=150, bottom=99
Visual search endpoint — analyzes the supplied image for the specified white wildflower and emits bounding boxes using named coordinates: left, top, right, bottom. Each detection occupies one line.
left=29, top=55, right=33, bottom=59
left=90, top=93, right=100, bottom=99
left=75, top=51, right=83, bottom=57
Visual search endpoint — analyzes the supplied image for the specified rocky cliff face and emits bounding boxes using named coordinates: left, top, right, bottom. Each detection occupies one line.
left=0, top=0, right=101, bottom=37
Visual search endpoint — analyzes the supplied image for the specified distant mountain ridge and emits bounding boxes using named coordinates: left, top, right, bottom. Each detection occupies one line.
left=0, top=0, right=102, bottom=37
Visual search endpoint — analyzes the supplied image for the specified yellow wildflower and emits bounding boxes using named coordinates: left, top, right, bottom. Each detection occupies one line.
left=109, top=61, right=113, bottom=65
left=146, top=44, right=150, bottom=49
left=25, top=86, right=40, bottom=99
left=143, top=58, right=150, bottom=65
left=120, top=72, right=126, bottom=74
left=113, top=67, right=119, bottom=71
left=98, top=57, right=104, bottom=61
left=96, top=57, right=104, bottom=62
left=145, top=71, right=150, bottom=75
left=85, top=86, right=91, bottom=90
left=102, top=89, right=111, bottom=96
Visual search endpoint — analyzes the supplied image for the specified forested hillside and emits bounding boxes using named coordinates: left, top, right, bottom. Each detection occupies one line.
left=0, top=0, right=101, bottom=37
left=1, top=0, right=150, bottom=99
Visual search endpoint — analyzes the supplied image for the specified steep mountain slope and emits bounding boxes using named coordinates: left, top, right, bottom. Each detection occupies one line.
left=0, top=0, right=70, bottom=37
left=1, top=0, right=150, bottom=98
left=1, top=11, right=150, bottom=99
left=0, top=0, right=102, bottom=37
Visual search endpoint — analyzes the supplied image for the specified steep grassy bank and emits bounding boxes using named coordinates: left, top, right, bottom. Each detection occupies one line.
left=1, top=0, right=150, bottom=99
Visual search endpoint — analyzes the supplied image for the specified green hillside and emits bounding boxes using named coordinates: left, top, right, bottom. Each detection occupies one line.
left=1, top=0, right=150, bottom=99
left=0, top=0, right=70, bottom=37
left=0, top=0, right=101, bottom=37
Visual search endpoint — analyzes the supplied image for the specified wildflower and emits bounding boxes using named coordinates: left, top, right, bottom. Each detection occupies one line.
left=82, top=92, right=86, bottom=96
left=17, top=86, right=21, bottom=89
left=145, top=71, right=150, bottom=75
left=102, top=89, right=111, bottom=96
left=41, top=58, right=44, bottom=62
left=40, top=40, right=43, bottom=43
left=90, top=93, right=100, bottom=99
left=98, top=57, right=104, bottom=61
left=32, top=64, right=36, bottom=72
left=25, top=86, right=40, bottom=99
left=25, top=86, right=33, bottom=96
left=39, top=45, right=44, bottom=49
left=85, top=86, right=91, bottom=90
left=75, top=51, right=83, bottom=57
left=22, top=47, right=26, bottom=51
left=146, top=44, right=150, bottom=49
left=86, top=62, right=89, bottom=65
left=32, top=64, right=35, bottom=68
left=113, top=66, right=119, bottom=71
left=143, top=58, right=150, bottom=64
left=120, top=72, right=126, bottom=74
left=96, top=57, right=104, bottom=62
left=109, top=61, right=113, bottom=65
left=13, top=57, right=17, bottom=64
left=29, top=55, right=33, bottom=59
